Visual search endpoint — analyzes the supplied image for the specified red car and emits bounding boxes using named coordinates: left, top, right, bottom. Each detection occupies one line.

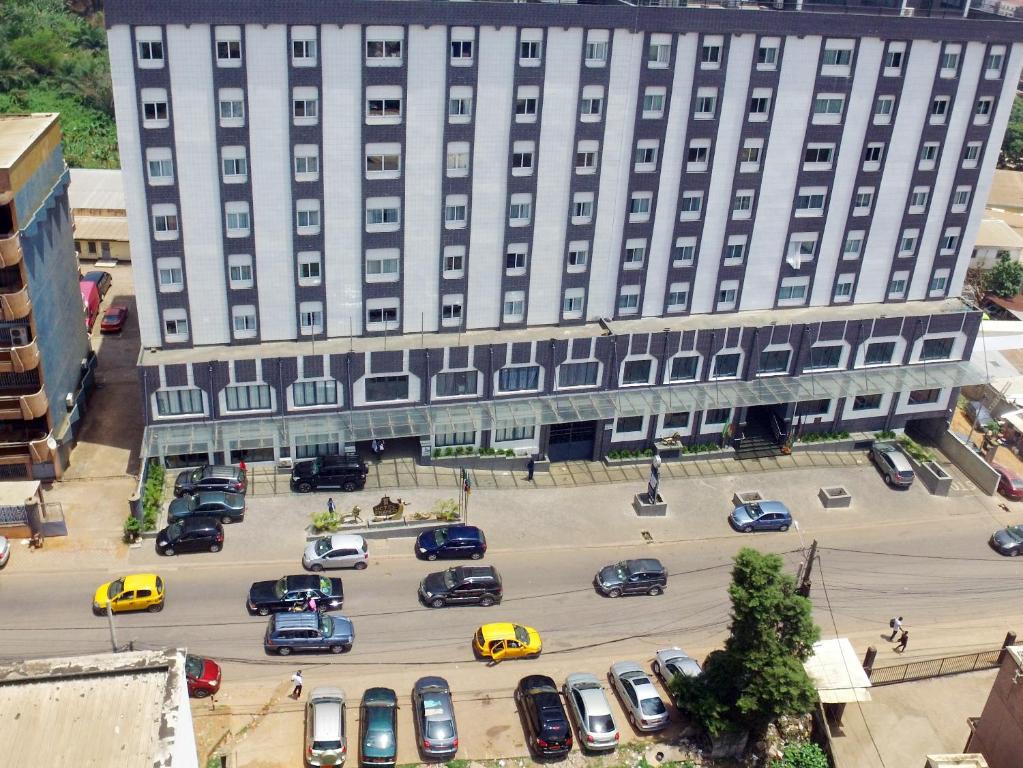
left=185, top=654, right=222, bottom=698
left=100, top=305, right=129, bottom=333
left=993, top=464, right=1023, bottom=501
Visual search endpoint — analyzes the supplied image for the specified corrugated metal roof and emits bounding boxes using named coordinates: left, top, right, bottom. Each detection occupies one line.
left=976, top=218, right=1023, bottom=249
left=72, top=214, right=129, bottom=242
left=987, top=169, right=1023, bottom=211
left=68, top=168, right=125, bottom=212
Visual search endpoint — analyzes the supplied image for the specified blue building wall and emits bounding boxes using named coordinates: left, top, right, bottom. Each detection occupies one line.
left=17, top=149, right=90, bottom=423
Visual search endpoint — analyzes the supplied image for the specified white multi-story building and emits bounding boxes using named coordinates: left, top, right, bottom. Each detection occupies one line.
left=105, top=0, right=1023, bottom=465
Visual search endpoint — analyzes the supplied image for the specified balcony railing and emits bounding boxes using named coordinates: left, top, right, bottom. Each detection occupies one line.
left=0, top=286, right=31, bottom=321
left=0, top=339, right=40, bottom=374
left=0, top=386, right=47, bottom=421
left=0, top=232, right=23, bottom=269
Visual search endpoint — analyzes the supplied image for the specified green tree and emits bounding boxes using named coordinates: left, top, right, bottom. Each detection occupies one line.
left=1000, top=96, right=1023, bottom=168
left=770, top=742, right=829, bottom=768
left=671, top=549, right=820, bottom=737
left=987, top=252, right=1023, bottom=298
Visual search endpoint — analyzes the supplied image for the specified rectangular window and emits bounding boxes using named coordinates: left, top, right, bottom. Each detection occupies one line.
left=367, top=306, right=399, bottom=325
left=740, top=140, right=763, bottom=172
left=884, top=47, right=904, bottom=73
left=586, top=37, right=609, bottom=66
left=629, top=194, right=652, bottom=221
left=834, top=279, right=853, bottom=300
left=669, top=356, right=699, bottom=382
left=843, top=233, right=863, bottom=260
left=499, top=366, right=539, bottom=392
left=558, top=362, right=599, bottom=388
left=228, top=255, right=253, bottom=288
left=509, top=196, right=532, bottom=226
left=667, top=282, right=689, bottom=312
left=921, top=337, right=955, bottom=361
left=365, top=375, right=409, bottom=402
left=503, top=291, right=525, bottom=322
left=803, top=144, right=835, bottom=168
left=156, top=388, right=203, bottom=416
left=448, top=87, right=473, bottom=122
left=931, top=96, right=949, bottom=123
left=505, top=245, right=528, bottom=273
left=648, top=35, right=671, bottom=67
left=643, top=88, right=666, bottom=118
left=434, top=431, right=476, bottom=448
left=221, top=150, right=248, bottom=182
left=964, top=142, right=983, bottom=168
left=218, top=89, right=245, bottom=126
left=366, top=96, right=403, bottom=122
left=435, top=370, right=478, bottom=398
left=757, top=39, right=779, bottom=69
left=443, top=246, right=464, bottom=276
left=292, top=36, right=317, bottom=66
left=694, top=88, right=717, bottom=119
left=701, top=39, right=722, bottom=67
left=445, top=196, right=468, bottom=228
left=704, top=408, right=731, bottom=425
left=494, top=425, right=535, bottom=442
left=864, top=341, right=896, bottom=366
left=616, top=416, right=644, bottom=433
left=813, top=95, right=844, bottom=120
left=674, top=238, right=696, bottom=267
left=759, top=349, right=791, bottom=374
left=292, top=88, right=319, bottom=123
left=366, top=38, right=403, bottom=64
left=225, top=384, right=271, bottom=412
left=852, top=394, right=882, bottom=411
left=822, top=47, right=852, bottom=67
left=797, top=399, right=830, bottom=417
left=365, top=249, right=400, bottom=281
left=853, top=188, right=874, bottom=216
left=299, top=302, right=324, bottom=335
left=515, top=88, right=539, bottom=121
left=908, top=187, right=929, bottom=213
left=146, top=150, right=174, bottom=185
left=562, top=289, right=584, bottom=318
left=909, top=388, right=941, bottom=405
left=450, top=39, right=473, bottom=63
left=712, top=353, right=740, bottom=378
left=511, top=149, right=534, bottom=174
left=519, top=39, right=542, bottom=65
left=297, top=252, right=321, bottom=286
left=680, top=192, right=703, bottom=220
left=137, top=38, right=164, bottom=64
left=635, top=141, right=659, bottom=170
left=807, top=345, right=843, bottom=370
left=141, top=89, right=169, bottom=126
left=441, top=295, right=463, bottom=325
left=624, top=241, right=646, bottom=268
left=567, top=242, right=589, bottom=271
left=617, top=287, right=640, bottom=314
left=919, top=142, right=939, bottom=171
left=580, top=96, right=603, bottom=119
left=157, top=261, right=184, bottom=291
left=622, top=359, right=652, bottom=385
left=293, top=380, right=337, bottom=407
left=163, top=311, right=188, bottom=340
left=366, top=199, right=401, bottom=230
left=294, top=145, right=320, bottom=180
left=749, top=88, right=772, bottom=120
left=216, top=39, right=242, bottom=63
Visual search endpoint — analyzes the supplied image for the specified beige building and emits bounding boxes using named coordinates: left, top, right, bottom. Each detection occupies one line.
left=970, top=218, right=1023, bottom=268
left=68, top=167, right=129, bottom=263
left=965, top=645, right=1023, bottom=768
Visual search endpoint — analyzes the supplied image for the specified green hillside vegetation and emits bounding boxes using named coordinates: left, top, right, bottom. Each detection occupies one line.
left=0, top=0, right=117, bottom=168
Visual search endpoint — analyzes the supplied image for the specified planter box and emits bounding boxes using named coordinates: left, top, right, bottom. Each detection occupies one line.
left=677, top=448, right=731, bottom=462
left=604, top=455, right=655, bottom=467
left=818, top=486, right=852, bottom=509
left=732, top=491, right=763, bottom=509
left=653, top=443, right=683, bottom=460
left=906, top=455, right=952, bottom=497
left=305, top=517, right=456, bottom=541
left=432, top=455, right=530, bottom=471
left=141, top=529, right=159, bottom=540
left=632, top=493, right=668, bottom=517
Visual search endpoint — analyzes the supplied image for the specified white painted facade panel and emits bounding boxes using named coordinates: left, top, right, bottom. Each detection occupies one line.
left=528, top=27, right=582, bottom=326
left=466, top=27, right=516, bottom=329
left=167, top=25, right=229, bottom=346
left=589, top=29, right=643, bottom=319
left=322, top=25, right=364, bottom=337
left=245, top=24, right=296, bottom=340
left=106, top=26, right=162, bottom=347
left=809, top=39, right=883, bottom=306
left=403, top=25, right=446, bottom=333
left=739, top=35, right=817, bottom=311
left=642, top=33, right=698, bottom=317
left=855, top=40, right=940, bottom=303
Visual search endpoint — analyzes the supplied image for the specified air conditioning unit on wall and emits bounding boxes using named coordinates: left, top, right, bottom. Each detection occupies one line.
left=9, top=326, right=28, bottom=346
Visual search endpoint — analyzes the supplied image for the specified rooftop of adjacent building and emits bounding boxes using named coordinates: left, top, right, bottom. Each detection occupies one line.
left=976, top=218, right=1023, bottom=250
left=141, top=297, right=975, bottom=366
left=0, top=113, right=60, bottom=179
left=987, top=169, right=1023, bottom=212
left=68, top=168, right=125, bottom=215
left=0, top=648, right=190, bottom=767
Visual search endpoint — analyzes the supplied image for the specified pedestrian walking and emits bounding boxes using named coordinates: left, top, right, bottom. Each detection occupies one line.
left=327, top=497, right=336, bottom=516
left=378, top=439, right=386, bottom=459
left=239, top=459, right=247, bottom=474
left=291, top=670, right=303, bottom=698
left=526, top=456, right=535, bottom=482
left=371, top=439, right=380, bottom=460
left=895, top=630, right=909, bottom=653
left=888, top=616, right=903, bottom=642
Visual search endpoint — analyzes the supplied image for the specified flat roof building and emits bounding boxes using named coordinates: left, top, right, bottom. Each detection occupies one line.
left=69, top=168, right=130, bottom=263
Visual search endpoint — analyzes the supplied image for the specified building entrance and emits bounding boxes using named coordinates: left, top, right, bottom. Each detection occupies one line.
left=546, top=421, right=598, bottom=461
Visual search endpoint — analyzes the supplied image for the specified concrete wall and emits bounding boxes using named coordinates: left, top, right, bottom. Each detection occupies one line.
left=971, top=244, right=1022, bottom=269
left=965, top=648, right=1023, bottom=768
left=934, top=428, right=999, bottom=495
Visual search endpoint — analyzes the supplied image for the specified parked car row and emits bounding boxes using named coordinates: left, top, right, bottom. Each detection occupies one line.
left=151, top=466, right=249, bottom=557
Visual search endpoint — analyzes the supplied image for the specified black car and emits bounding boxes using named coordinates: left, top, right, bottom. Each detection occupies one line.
left=515, top=674, right=573, bottom=758
left=593, top=558, right=667, bottom=597
left=82, top=270, right=112, bottom=299
left=247, top=574, right=344, bottom=616
left=156, top=517, right=224, bottom=556
left=419, top=565, right=503, bottom=608
left=167, top=491, right=245, bottom=524
left=291, top=455, right=368, bottom=493
left=174, top=464, right=247, bottom=497
left=415, top=525, right=487, bottom=561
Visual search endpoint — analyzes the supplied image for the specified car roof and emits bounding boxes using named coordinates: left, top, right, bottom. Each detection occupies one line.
left=327, top=533, right=367, bottom=548
left=444, top=525, right=483, bottom=540
left=363, top=687, right=397, bottom=705
left=451, top=565, right=499, bottom=581
left=192, top=490, right=234, bottom=502
left=310, top=686, right=346, bottom=701
left=272, top=612, right=320, bottom=629
left=611, top=660, right=646, bottom=677
left=479, top=622, right=522, bottom=641
left=284, top=574, right=325, bottom=589
left=752, top=500, right=791, bottom=515
left=84, top=270, right=109, bottom=280
left=627, top=558, right=664, bottom=573
left=520, top=674, right=557, bottom=691
left=122, top=573, right=160, bottom=590
left=414, top=675, right=450, bottom=693
left=175, top=516, right=221, bottom=531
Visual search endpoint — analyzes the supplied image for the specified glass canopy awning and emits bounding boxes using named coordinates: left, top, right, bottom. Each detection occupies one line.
left=142, top=360, right=984, bottom=458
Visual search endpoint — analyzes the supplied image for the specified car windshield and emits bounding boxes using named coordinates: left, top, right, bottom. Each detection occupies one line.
left=613, top=562, right=627, bottom=579
left=319, top=576, right=334, bottom=595
left=442, top=570, right=457, bottom=589
left=314, top=538, right=332, bottom=556
left=107, top=578, right=124, bottom=598
left=514, top=625, right=530, bottom=644
left=588, top=714, right=615, bottom=733
left=190, top=468, right=202, bottom=481
left=313, top=739, right=343, bottom=751
left=1011, top=478, right=1023, bottom=490
left=747, top=504, right=765, bottom=519
left=320, top=615, right=333, bottom=635
left=312, top=457, right=323, bottom=473
left=184, top=655, right=203, bottom=678
left=274, top=578, right=287, bottom=598
left=167, top=522, right=183, bottom=539
left=432, top=529, right=448, bottom=546
left=426, top=720, right=454, bottom=740
left=103, top=312, right=119, bottom=322
left=1006, top=525, right=1023, bottom=542
left=640, top=696, right=666, bottom=716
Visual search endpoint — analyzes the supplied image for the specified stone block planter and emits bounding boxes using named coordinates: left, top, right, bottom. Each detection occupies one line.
left=305, top=517, right=453, bottom=541
left=818, top=486, right=852, bottom=509
left=732, top=491, right=763, bottom=509
left=906, top=455, right=952, bottom=497
left=677, top=448, right=731, bottom=462
left=432, top=455, right=529, bottom=471
left=632, top=493, right=668, bottom=517
left=603, top=455, right=655, bottom=467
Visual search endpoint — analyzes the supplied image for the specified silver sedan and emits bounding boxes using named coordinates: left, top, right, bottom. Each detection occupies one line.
left=652, top=647, right=703, bottom=689
left=608, top=661, right=669, bottom=732
left=412, top=676, right=458, bottom=758
left=563, top=672, right=619, bottom=752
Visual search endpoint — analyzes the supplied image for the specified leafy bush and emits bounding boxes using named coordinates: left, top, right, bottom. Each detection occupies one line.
left=798, top=431, right=851, bottom=444
left=504, top=449, right=515, bottom=457
left=311, top=509, right=342, bottom=533
left=875, top=429, right=896, bottom=441
left=770, top=742, right=829, bottom=768
left=607, top=450, right=619, bottom=460
left=122, top=515, right=141, bottom=543
left=432, top=498, right=460, bottom=521
left=443, top=447, right=454, bottom=457
left=432, top=449, right=441, bottom=458
left=140, top=460, right=166, bottom=531
left=643, top=448, right=654, bottom=457
left=897, top=434, right=934, bottom=462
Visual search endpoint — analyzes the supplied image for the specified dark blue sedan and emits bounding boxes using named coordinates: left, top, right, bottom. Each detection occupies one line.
left=414, top=525, right=487, bottom=560
left=729, top=500, right=793, bottom=533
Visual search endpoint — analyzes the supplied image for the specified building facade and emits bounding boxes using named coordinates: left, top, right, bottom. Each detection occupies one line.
left=0, top=114, right=94, bottom=479
left=69, top=168, right=131, bottom=264
left=105, top=0, right=1022, bottom=465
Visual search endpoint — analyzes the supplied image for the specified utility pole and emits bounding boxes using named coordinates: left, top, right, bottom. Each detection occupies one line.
left=797, top=539, right=818, bottom=598
left=105, top=602, right=119, bottom=653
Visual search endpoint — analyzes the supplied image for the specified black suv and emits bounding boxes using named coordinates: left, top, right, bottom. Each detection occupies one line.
left=174, top=465, right=247, bottom=497
left=155, top=517, right=224, bottom=556
left=419, top=565, right=503, bottom=608
left=515, top=675, right=573, bottom=758
left=290, top=455, right=368, bottom=493
left=594, top=558, right=667, bottom=597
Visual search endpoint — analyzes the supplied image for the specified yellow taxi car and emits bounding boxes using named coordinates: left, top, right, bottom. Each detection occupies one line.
left=472, top=622, right=541, bottom=662
left=93, top=573, right=165, bottom=615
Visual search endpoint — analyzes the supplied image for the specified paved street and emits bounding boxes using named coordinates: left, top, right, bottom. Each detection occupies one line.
left=2, top=458, right=1022, bottom=765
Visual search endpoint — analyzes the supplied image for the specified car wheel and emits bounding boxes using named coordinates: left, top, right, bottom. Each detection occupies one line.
left=884, top=474, right=892, bottom=486
left=148, top=602, right=164, bottom=613
left=653, top=661, right=661, bottom=678
left=192, top=689, right=211, bottom=699
left=257, top=607, right=270, bottom=616
left=647, top=586, right=663, bottom=596
left=310, top=564, right=324, bottom=572
left=330, top=644, right=343, bottom=654
left=221, top=515, right=233, bottom=525
left=163, top=547, right=174, bottom=556
left=430, top=598, right=446, bottom=608
left=629, top=713, right=637, bottom=728
left=209, top=543, right=221, bottom=553
left=479, top=596, right=495, bottom=607
left=426, top=553, right=438, bottom=561
left=342, top=481, right=356, bottom=492
left=353, top=562, right=367, bottom=571
left=470, top=552, right=483, bottom=560
left=778, top=524, right=790, bottom=532
left=298, top=482, right=312, bottom=493
left=608, top=588, right=622, bottom=598
left=277, top=647, right=292, bottom=656
left=1012, top=549, right=1020, bottom=557
left=741, top=525, right=753, bottom=533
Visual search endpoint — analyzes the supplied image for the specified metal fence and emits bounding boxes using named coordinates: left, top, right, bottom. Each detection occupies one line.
left=868, top=648, right=1002, bottom=685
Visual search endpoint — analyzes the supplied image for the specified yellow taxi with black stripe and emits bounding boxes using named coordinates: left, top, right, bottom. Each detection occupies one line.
left=93, top=573, right=165, bottom=614
left=472, top=622, right=541, bottom=662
